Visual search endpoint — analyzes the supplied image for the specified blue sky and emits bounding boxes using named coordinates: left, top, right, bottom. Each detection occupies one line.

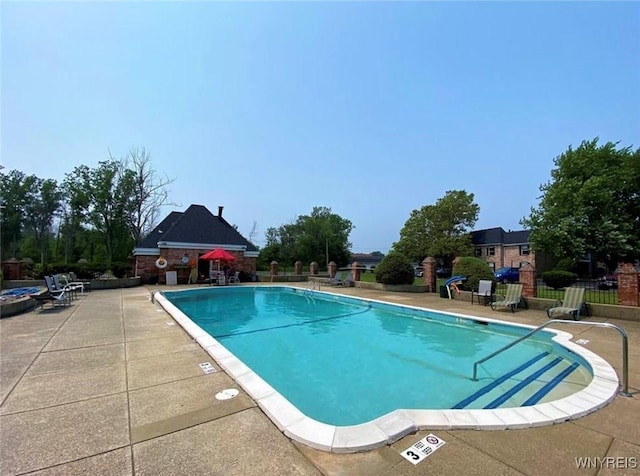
left=2, top=1, right=639, bottom=253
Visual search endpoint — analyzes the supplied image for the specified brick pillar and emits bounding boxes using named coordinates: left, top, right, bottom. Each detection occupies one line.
left=351, top=261, right=361, bottom=283
left=328, top=261, right=337, bottom=278
left=1, top=258, right=21, bottom=280
left=294, top=261, right=302, bottom=275
left=270, top=261, right=279, bottom=276
left=310, top=262, right=318, bottom=275
left=617, top=262, right=639, bottom=307
left=422, top=257, right=437, bottom=292
left=519, top=262, right=536, bottom=298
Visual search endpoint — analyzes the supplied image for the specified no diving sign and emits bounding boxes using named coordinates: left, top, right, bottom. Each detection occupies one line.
left=199, top=362, right=217, bottom=374
left=400, top=434, right=446, bottom=465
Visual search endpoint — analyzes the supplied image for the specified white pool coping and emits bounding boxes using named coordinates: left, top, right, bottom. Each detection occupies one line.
left=153, top=288, right=620, bottom=453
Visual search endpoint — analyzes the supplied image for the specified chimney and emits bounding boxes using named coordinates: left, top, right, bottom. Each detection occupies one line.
left=218, top=206, right=224, bottom=217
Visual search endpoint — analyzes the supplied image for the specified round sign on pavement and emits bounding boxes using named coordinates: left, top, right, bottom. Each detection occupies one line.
left=215, top=388, right=239, bottom=400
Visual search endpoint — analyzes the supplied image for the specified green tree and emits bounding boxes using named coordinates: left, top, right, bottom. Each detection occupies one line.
left=57, top=192, right=90, bottom=263
left=0, top=168, right=30, bottom=258
left=22, top=177, right=63, bottom=264
left=257, top=227, right=280, bottom=270
left=257, top=224, right=296, bottom=272
left=258, top=207, right=353, bottom=270
left=0, top=170, right=62, bottom=264
left=393, top=190, right=479, bottom=266
left=63, top=161, right=132, bottom=263
left=522, top=138, right=640, bottom=268
left=292, top=206, right=353, bottom=268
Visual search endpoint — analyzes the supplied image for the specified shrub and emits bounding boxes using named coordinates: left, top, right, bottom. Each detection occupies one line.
left=452, top=257, right=495, bottom=291
left=111, top=262, right=133, bottom=278
left=374, top=252, right=414, bottom=285
left=541, top=270, right=577, bottom=289
left=556, top=258, right=577, bottom=273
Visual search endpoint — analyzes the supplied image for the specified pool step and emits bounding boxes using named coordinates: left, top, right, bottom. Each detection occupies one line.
left=521, top=361, right=580, bottom=406
left=452, top=352, right=549, bottom=409
left=453, top=353, right=581, bottom=410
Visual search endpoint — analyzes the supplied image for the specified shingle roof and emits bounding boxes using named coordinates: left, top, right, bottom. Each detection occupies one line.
left=504, top=230, right=530, bottom=245
left=471, top=228, right=530, bottom=246
left=138, top=212, right=183, bottom=249
left=471, top=227, right=505, bottom=245
left=137, top=205, right=258, bottom=251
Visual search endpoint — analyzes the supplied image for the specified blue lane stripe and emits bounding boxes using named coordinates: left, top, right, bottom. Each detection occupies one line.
left=213, top=305, right=372, bottom=338
left=484, top=357, right=564, bottom=409
left=522, top=362, right=580, bottom=406
left=452, top=352, right=550, bottom=409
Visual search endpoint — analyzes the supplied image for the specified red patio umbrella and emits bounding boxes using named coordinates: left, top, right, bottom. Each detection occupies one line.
left=199, top=248, right=236, bottom=273
left=200, top=248, right=236, bottom=261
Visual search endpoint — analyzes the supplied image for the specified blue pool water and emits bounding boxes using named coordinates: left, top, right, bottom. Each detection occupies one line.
left=164, top=287, right=592, bottom=426
left=1, top=287, right=40, bottom=297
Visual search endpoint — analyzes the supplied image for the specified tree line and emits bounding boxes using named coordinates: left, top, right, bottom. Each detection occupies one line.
left=3, top=138, right=637, bottom=278
left=0, top=148, right=173, bottom=269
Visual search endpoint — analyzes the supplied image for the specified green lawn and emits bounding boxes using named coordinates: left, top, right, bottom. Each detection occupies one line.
left=532, top=286, right=619, bottom=305
left=357, top=271, right=424, bottom=286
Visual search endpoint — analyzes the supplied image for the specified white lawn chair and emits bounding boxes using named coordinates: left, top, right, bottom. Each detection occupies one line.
left=490, top=283, right=523, bottom=313
left=547, top=287, right=586, bottom=321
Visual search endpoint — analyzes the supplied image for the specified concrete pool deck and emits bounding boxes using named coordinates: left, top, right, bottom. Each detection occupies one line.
left=1, top=284, right=638, bottom=475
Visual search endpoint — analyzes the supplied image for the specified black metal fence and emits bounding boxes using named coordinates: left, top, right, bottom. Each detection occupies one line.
left=535, top=279, right=617, bottom=305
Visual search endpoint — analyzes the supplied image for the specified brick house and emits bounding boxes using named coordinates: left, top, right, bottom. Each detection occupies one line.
left=471, top=227, right=553, bottom=273
left=133, top=204, right=259, bottom=284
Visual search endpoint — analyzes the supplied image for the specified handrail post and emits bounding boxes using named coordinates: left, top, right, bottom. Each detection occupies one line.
left=472, top=320, right=630, bottom=397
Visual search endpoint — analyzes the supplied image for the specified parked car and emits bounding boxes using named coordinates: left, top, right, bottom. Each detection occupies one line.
left=597, top=274, right=618, bottom=290
left=494, top=266, right=519, bottom=283
left=413, top=266, right=450, bottom=278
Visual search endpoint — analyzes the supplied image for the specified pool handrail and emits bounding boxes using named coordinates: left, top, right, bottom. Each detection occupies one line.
left=472, top=319, right=630, bottom=397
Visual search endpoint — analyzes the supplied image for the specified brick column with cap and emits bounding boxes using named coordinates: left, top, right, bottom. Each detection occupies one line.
left=351, top=261, right=361, bottom=283
left=270, top=261, right=279, bottom=276
left=294, top=261, right=302, bottom=275
left=310, top=262, right=318, bottom=275
left=617, top=262, right=640, bottom=306
left=328, top=261, right=337, bottom=278
left=422, top=257, right=437, bottom=292
left=519, top=262, right=536, bottom=298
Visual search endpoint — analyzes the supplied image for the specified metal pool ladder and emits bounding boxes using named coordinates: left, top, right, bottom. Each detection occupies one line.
left=472, top=320, right=631, bottom=397
left=304, top=281, right=320, bottom=293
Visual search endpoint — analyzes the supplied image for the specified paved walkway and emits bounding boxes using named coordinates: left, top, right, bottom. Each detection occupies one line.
left=1, top=285, right=638, bottom=475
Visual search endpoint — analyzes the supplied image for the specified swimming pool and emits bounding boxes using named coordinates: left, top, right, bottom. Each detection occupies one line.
left=157, top=286, right=619, bottom=452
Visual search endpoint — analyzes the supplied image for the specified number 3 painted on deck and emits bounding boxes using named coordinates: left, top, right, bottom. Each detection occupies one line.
left=406, top=451, right=420, bottom=460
